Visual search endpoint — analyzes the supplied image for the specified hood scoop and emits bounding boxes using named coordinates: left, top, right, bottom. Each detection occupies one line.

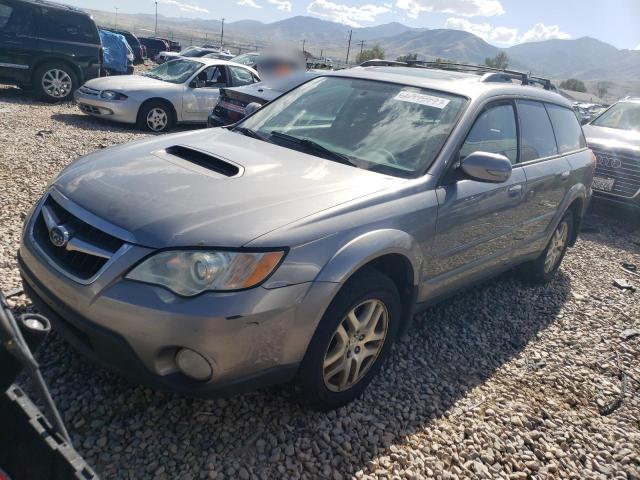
left=163, top=145, right=242, bottom=177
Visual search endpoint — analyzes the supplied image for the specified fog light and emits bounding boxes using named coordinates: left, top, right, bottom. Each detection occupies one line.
left=175, top=348, right=212, bottom=381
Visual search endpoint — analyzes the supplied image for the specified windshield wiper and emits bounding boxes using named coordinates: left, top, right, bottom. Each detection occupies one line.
left=269, top=130, right=356, bottom=167
left=234, top=126, right=271, bottom=142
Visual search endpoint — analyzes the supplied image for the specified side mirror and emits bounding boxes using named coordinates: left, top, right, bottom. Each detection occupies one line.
left=460, top=151, right=512, bottom=183
left=244, top=102, right=262, bottom=117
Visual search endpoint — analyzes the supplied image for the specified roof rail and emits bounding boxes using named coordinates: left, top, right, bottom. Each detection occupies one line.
left=415, top=61, right=554, bottom=90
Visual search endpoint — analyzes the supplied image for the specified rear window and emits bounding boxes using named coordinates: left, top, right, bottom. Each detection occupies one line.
left=38, top=8, right=99, bottom=44
left=517, top=100, right=558, bottom=161
left=545, top=103, right=586, bottom=153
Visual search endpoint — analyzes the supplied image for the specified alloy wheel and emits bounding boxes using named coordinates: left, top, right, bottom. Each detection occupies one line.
left=146, top=108, right=168, bottom=131
left=323, top=299, right=389, bottom=392
left=41, top=69, right=72, bottom=99
left=544, top=220, right=569, bottom=273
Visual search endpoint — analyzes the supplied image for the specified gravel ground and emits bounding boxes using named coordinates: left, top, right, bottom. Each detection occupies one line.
left=1, top=81, right=639, bottom=480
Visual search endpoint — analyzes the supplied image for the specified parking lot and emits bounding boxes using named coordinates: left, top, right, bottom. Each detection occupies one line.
left=0, top=82, right=639, bottom=479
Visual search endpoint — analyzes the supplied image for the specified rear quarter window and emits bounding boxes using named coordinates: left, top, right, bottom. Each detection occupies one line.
left=38, top=8, right=99, bottom=44
left=545, top=103, right=586, bottom=153
left=517, top=100, right=558, bottom=162
left=0, top=2, right=12, bottom=30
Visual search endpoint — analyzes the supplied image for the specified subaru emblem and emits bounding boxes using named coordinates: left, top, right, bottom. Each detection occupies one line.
left=49, top=225, right=70, bottom=248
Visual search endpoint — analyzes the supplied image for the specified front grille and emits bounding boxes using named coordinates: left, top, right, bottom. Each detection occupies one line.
left=79, top=103, right=102, bottom=115
left=32, top=195, right=124, bottom=281
left=592, top=147, right=640, bottom=198
left=78, top=86, right=99, bottom=96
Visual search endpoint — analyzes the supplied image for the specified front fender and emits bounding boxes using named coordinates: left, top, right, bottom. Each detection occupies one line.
left=315, top=229, right=423, bottom=286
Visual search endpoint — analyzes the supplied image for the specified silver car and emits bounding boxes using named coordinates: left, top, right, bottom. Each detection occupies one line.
left=21, top=66, right=593, bottom=409
left=74, top=58, right=260, bottom=132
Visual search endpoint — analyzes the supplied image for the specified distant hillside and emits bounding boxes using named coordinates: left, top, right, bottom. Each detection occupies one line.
left=89, top=9, right=640, bottom=93
left=506, top=36, right=640, bottom=80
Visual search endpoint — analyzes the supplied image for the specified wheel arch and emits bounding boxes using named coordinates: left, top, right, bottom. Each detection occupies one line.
left=137, top=97, right=178, bottom=125
left=30, top=57, right=82, bottom=85
left=315, top=229, right=423, bottom=337
left=556, top=184, right=588, bottom=247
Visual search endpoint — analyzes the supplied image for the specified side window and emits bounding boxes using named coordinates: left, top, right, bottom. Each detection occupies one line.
left=38, top=9, right=98, bottom=44
left=195, top=66, right=226, bottom=88
left=0, top=3, right=13, bottom=30
left=517, top=100, right=558, bottom=162
left=228, top=66, right=255, bottom=87
left=460, top=103, right=518, bottom=164
left=545, top=103, right=586, bottom=153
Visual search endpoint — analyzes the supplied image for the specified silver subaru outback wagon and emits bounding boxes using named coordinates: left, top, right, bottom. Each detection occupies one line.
left=19, top=65, right=594, bottom=409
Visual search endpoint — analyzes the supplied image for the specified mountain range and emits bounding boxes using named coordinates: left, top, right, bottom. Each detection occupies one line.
left=92, top=11, right=640, bottom=87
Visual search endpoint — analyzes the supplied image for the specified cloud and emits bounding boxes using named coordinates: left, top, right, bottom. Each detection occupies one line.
left=307, top=0, right=391, bottom=27
left=520, top=23, right=570, bottom=43
left=444, top=17, right=517, bottom=45
left=238, top=0, right=262, bottom=7
left=268, top=0, right=292, bottom=11
left=396, top=0, right=504, bottom=19
left=158, top=0, right=209, bottom=13
left=634, top=44, right=640, bottom=50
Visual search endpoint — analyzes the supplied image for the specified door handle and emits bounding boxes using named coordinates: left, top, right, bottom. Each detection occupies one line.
left=560, top=171, right=570, bottom=181
left=508, top=184, right=523, bottom=197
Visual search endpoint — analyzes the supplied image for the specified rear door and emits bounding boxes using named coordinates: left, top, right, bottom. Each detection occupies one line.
left=514, top=100, right=572, bottom=253
left=0, top=0, right=39, bottom=83
left=430, top=100, right=527, bottom=293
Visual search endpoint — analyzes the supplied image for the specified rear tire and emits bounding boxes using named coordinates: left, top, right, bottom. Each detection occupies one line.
left=296, top=268, right=400, bottom=410
left=34, top=62, right=77, bottom=102
left=517, top=210, right=573, bottom=284
left=136, top=100, right=174, bottom=132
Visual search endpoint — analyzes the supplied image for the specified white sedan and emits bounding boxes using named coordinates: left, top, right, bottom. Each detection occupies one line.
left=74, top=58, right=260, bottom=132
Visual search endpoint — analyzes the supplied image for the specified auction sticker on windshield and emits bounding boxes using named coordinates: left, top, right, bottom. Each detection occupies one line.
left=394, top=91, right=450, bottom=109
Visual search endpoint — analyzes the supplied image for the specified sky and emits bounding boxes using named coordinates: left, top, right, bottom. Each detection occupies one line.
left=64, top=0, right=640, bottom=49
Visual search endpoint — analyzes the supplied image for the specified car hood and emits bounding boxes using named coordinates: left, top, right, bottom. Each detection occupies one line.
left=53, top=128, right=403, bottom=248
left=83, top=75, right=177, bottom=92
left=583, top=124, right=640, bottom=154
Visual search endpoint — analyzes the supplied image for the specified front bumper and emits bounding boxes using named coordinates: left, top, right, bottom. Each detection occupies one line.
left=74, top=89, right=139, bottom=124
left=18, top=194, right=339, bottom=396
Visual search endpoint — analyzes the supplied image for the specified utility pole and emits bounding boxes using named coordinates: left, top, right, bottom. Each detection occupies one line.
left=345, top=29, right=352, bottom=64
left=220, top=18, right=225, bottom=47
left=114, top=7, right=118, bottom=29
left=357, top=39, right=365, bottom=56
left=154, top=1, right=158, bottom=35
left=301, top=39, right=306, bottom=53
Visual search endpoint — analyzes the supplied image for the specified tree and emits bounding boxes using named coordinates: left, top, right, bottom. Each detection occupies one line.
left=356, top=43, right=385, bottom=64
left=434, top=57, right=453, bottom=63
left=559, top=78, right=587, bottom=92
left=596, top=81, right=610, bottom=99
left=484, top=52, right=509, bottom=69
left=397, top=53, right=417, bottom=62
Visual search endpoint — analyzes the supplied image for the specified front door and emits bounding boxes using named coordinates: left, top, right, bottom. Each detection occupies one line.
left=182, top=65, right=227, bottom=122
left=427, top=101, right=527, bottom=295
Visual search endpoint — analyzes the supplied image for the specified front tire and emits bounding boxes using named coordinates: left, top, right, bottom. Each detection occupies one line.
left=517, top=210, right=573, bottom=284
left=296, top=268, right=400, bottom=410
left=34, top=62, right=77, bottom=102
left=137, top=100, right=174, bottom=132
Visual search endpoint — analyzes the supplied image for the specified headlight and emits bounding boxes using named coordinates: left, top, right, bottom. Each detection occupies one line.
left=100, top=90, right=128, bottom=100
left=126, top=250, right=285, bottom=296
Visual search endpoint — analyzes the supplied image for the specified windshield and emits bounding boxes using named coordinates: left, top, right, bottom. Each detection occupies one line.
left=232, top=53, right=258, bottom=65
left=143, top=59, right=201, bottom=84
left=238, top=76, right=467, bottom=178
left=178, top=46, right=198, bottom=55
left=592, top=102, right=640, bottom=131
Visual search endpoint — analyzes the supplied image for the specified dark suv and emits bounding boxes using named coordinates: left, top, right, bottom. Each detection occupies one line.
left=110, top=29, right=145, bottom=64
left=0, top=0, right=102, bottom=101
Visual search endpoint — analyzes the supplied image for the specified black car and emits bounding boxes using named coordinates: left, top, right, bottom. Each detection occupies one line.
left=110, top=28, right=145, bottom=64
left=0, top=0, right=102, bottom=101
left=208, top=71, right=318, bottom=127
left=138, top=37, right=169, bottom=60
left=167, top=39, right=181, bottom=52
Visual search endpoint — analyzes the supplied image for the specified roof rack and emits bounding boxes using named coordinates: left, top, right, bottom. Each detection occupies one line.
left=359, top=59, right=554, bottom=91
